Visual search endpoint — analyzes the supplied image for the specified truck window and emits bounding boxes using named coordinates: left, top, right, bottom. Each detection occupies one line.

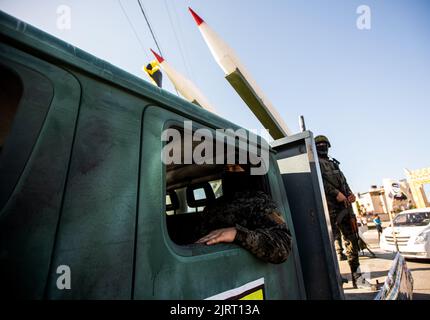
left=164, top=126, right=269, bottom=247
left=194, top=188, right=205, bottom=200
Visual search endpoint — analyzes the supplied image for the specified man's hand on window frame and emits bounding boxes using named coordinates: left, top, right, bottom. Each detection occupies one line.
left=196, top=227, right=237, bottom=245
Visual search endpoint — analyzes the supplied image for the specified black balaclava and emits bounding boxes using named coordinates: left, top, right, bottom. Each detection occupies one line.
left=316, top=142, right=329, bottom=158
left=222, top=166, right=263, bottom=197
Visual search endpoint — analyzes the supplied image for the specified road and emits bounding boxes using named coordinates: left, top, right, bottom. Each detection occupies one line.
left=338, top=227, right=430, bottom=300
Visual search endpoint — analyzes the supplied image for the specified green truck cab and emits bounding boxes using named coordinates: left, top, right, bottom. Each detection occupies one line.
left=0, top=11, right=343, bottom=300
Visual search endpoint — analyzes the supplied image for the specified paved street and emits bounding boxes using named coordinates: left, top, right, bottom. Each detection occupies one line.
left=339, top=228, right=430, bottom=300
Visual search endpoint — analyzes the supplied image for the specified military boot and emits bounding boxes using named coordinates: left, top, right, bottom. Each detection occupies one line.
left=352, top=272, right=377, bottom=290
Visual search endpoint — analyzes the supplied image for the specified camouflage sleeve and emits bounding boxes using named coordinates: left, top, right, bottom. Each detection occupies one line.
left=234, top=212, right=292, bottom=264
left=322, top=179, right=340, bottom=199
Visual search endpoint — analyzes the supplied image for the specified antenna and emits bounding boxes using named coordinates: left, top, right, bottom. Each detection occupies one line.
left=299, top=115, right=306, bottom=132
left=137, top=0, right=164, bottom=57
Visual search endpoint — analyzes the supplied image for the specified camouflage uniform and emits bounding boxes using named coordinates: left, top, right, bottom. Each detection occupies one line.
left=199, top=190, right=292, bottom=264
left=318, top=157, right=360, bottom=273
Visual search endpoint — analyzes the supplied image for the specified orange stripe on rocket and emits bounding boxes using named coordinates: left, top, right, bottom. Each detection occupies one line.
left=150, top=49, right=216, bottom=114
left=189, top=7, right=291, bottom=138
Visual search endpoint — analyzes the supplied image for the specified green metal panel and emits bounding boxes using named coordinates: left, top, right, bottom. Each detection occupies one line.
left=45, top=74, right=145, bottom=299
left=265, top=154, right=307, bottom=297
left=0, top=43, right=81, bottom=299
left=272, top=132, right=345, bottom=299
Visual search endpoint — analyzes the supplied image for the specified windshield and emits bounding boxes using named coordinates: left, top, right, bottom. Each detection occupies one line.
left=393, top=212, right=430, bottom=227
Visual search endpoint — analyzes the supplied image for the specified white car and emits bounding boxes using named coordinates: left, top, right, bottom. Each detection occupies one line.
left=380, top=208, right=430, bottom=259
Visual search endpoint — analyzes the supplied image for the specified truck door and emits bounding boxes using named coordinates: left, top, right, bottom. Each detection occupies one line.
left=134, top=106, right=305, bottom=300
left=271, top=131, right=345, bottom=300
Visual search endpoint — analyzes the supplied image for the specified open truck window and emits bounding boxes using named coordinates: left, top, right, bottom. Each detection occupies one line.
left=164, top=126, right=270, bottom=247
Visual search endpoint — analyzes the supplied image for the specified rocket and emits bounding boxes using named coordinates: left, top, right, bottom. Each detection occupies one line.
left=188, top=7, right=291, bottom=139
left=150, top=49, right=216, bottom=114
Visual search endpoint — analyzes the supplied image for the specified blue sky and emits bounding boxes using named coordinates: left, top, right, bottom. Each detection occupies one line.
left=1, top=0, right=429, bottom=194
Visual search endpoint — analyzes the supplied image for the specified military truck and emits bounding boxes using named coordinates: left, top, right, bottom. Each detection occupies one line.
left=0, top=11, right=343, bottom=300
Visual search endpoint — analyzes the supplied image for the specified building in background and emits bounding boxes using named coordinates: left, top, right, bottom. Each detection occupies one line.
left=404, top=167, right=430, bottom=209
left=355, top=185, right=389, bottom=221
left=353, top=167, right=430, bottom=221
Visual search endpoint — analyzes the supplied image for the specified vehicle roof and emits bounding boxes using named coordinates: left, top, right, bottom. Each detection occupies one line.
left=0, top=11, right=269, bottom=147
left=399, top=208, right=430, bottom=215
